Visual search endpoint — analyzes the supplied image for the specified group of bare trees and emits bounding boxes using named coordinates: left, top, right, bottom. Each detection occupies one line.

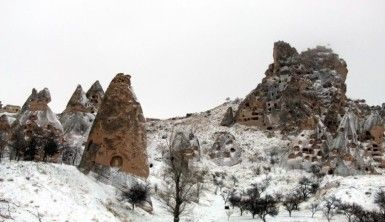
left=8, top=126, right=61, bottom=162
left=319, top=190, right=385, bottom=222
left=282, top=176, right=320, bottom=217
left=225, top=178, right=280, bottom=222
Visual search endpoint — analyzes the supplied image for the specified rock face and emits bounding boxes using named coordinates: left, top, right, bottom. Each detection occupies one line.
left=208, top=132, right=241, bottom=166
left=86, top=81, right=104, bottom=114
left=61, top=85, right=94, bottom=135
left=220, top=107, right=234, bottom=126
left=235, top=41, right=347, bottom=132
left=79, top=74, right=149, bottom=178
left=60, top=85, right=96, bottom=165
left=0, top=115, right=12, bottom=156
left=236, top=41, right=385, bottom=175
left=9, top=88, right=64, bottom=162
left=170, top=131, right=201, bottom=161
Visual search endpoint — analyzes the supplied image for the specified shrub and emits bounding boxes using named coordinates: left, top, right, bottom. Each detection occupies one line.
left=122, top=182, right=150, bottom=210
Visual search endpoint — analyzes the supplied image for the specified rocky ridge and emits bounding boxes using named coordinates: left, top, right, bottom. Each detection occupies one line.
left=234, top=41, right=385, bottom=174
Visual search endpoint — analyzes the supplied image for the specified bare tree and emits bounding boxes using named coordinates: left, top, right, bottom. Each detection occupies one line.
left=375, top=190, right=385, bottom=214
left=213, top=173, right=225, bottom=195
left=322, top=196, right=341, bottom=222
left=337, top=203, right=356, bottom=222
left=230, top=175, right=238, bottom=186
left=159, top=143, right=198, bottom=222
left=250, top=195, right=279, bottom=222
left=297, top=177, right=319, bottom=201
left=242, top=180, right=279, bottom=221
left=309, top=202, right=320, bottom=218
left=122, top=182, right=150, bottom=210
left=195, top=168, right=208, bottom=203
left=221, top=190, right=234, bottom=205
left=282, top=191, right=302, bottom=217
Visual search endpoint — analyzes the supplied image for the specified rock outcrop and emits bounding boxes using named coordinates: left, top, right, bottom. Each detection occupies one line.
left=209, top=132, right=241, bottom=166
left=61, top=85, right=94, bottom=135
left=86, top=81, right=104, bottom=114
left=170, top=131, right=201, bottom=161
left=235, top=41, right=348, bottom=132
left=9, top=88, right=64, bottom=162
left=60, top=85, right=95, bottom=165
left=79, top=74, right=149, bottom=178
left=220, top=107, right=234, bottom=126
left=236, top=41, right=385, bottom=175
left=0, top=115, right=12, bottom=156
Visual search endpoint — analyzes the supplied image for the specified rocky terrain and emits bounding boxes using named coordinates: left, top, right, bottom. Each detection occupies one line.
left=0, top=41, right=385, bottom=222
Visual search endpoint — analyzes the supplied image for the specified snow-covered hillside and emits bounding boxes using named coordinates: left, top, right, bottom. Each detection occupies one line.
left=2, top=101, right=385, bottom=222
left=2, top=161, right=385, bottom=222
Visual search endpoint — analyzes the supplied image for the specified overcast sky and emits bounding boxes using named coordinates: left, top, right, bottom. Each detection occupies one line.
left=1, top=0, right=384, bottom=118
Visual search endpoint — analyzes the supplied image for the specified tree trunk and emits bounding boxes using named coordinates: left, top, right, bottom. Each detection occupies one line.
left=174, top=175, right=181, bottom=222
left=289, top=211, right=291, bottom=217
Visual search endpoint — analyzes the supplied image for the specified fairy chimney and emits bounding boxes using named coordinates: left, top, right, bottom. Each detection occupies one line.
left=86, top=81, right=104, bottom=114
left=79, top=73, right=149, bottom=178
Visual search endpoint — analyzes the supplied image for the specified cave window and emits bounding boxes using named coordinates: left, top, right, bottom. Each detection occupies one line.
left=87, top=140, right=93, bottom=150
left=110, top=156, right=123, bottom=168
left=230, top=148, right=236, bottom=153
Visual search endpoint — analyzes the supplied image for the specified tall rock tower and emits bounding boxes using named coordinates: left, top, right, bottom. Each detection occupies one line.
left=79, top=73, right=149, bottom=178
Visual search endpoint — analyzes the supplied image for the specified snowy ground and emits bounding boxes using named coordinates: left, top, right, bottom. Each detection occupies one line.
left=2, top=161, right=385, bottom=222
left=2, top=101, right=385, bottom=221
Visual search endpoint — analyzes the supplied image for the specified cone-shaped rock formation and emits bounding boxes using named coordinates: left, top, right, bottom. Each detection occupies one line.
left=79, top=73, right=149, bottom=178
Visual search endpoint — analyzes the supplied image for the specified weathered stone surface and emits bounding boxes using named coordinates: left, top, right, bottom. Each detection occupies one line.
left=208, top=132, right=241, bottom=166
left=79, top=74, right=149, bottom=178
left=60, top=85, right=94, bottom=136
left=17, top=88, right=62, bottom=131
left=220, top=107, right=234, bottom=126
left=86, top=81, right=104, bottom=114
left=0, top=115, right=12, bottom=156
left=64, top=85, right=88, bottom=113
left=60, top=85, right=96, bottom=165
left=237, top=41, right=385, bottom=174
left=170, top=131, right=200, bottom=161
left=235, top=42, right=348, bottom=132
left=9, top=88, right=64, bottom=162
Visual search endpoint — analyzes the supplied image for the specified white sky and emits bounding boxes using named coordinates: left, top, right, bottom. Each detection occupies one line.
left=1, top=0, right=384, bottom=118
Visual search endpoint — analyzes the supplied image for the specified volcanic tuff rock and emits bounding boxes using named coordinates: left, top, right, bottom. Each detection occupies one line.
left=79, top=73, right=149, bottom=178
left=61, top=85, right=94, bottom=133
left=16, top=88, right=63, bottom=132
left=86, top=80, right=104, bottom=114
left=220, top=107, right=234, bottom=126
left=0, top=115, right=12, bottom=155
left=235, top=41, right=348, bottom=132
left=235, top=41, right=385, bottom=174
left=209, top=132, right=241, bottom=166
left=9, top=88, right=64, bottom=162
left=60, top=85, right=95, bottom=165
left=170, top=131, right=201, bottom=161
